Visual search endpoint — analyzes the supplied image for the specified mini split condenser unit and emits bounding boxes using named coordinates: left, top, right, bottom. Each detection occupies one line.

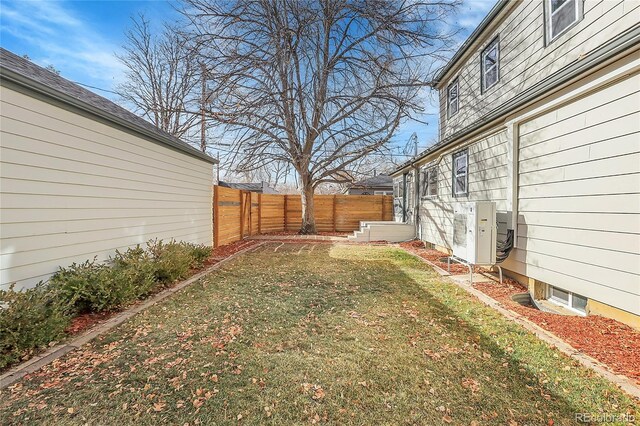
left=452, top=201, right=497, bottom=265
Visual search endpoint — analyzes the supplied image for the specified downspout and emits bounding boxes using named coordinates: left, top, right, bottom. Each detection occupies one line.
left=413, top=164, right=420, bottom=239
left=508, top=122, right=520, bottom=248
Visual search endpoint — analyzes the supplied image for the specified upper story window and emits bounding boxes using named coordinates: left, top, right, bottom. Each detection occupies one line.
left=481, top=37, right=500, bottom=92
left=452, top=149, right=468, bottom=196
left=421, top=165, right=438, bottom=198
left=545, top=0, right=583, bottom=43
left=447, top=78, right=459, bottom=118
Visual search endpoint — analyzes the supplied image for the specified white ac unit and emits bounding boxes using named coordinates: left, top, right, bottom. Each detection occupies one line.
left=452, top=201, right=497, bottom=265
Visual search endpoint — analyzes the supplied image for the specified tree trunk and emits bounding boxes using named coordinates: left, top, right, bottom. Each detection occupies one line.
left=299, top=180, right=316, bottom=234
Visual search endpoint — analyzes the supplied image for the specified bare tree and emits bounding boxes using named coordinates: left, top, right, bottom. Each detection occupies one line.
left=116, top=14, right=201, bottom=143
left=185, top=0, right=458, bottom=232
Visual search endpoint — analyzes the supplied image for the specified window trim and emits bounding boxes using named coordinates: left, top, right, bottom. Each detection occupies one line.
left=447, top=78, right=459, bottom=118
left=547, top=285, right=588, bottom=315
left=420, top=165, right=438, bottom=199
left=451, top=149, right=468, bottom=197
left=481, top=36, right=500, bottom=93
left=544, top=0, right=583, bottom=45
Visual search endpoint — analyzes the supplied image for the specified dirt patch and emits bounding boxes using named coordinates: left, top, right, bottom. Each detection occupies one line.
left=259, top=231, right=349, bottom=237
left=211, top=239, right=260, bottom=259
left=399, top=240, right=483, bottom=274
left=474, top=279, right=640, bottom=384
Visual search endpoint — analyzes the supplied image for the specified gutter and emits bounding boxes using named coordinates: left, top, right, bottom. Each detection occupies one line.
left=391, top=24, right=640, bottom=176
left=0, top=67, right=218, bottom=165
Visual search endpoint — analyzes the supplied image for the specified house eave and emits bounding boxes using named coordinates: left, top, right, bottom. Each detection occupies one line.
left=432, top=0, right=511, bottom=88
left=392, top=24, right=640, bottom=176
left=0, top=67, right=218, bottom=165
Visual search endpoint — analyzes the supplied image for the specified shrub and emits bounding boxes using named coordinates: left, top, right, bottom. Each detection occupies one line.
left=0, top=283, right=71, bottom=369
left=147, top=239, right=202, bottom=284
left=111, top=246, right=156, bottom=296
left=1, top=239, right=212, bottom=370
left=50, top=257, right=142, bottom=314
left=181, top=242, right=212, bottom=268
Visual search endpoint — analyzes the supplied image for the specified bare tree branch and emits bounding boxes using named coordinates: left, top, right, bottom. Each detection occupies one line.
left=184, top=0, right=459, bottom=232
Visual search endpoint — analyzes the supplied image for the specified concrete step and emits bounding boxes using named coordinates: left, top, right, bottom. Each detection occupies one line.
left=348, top=222, right=415, bottom=242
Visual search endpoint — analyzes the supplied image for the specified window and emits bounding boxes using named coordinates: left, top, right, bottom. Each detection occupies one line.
left=452, top=149, right=468, bottom=196
left=545, top=0, right=582, bottom=43
left=421, top=166, right=438, bottom=198
left=481, top=37, right=500, bottom=92
left=549, top=286, right=587, bottom=314
left=447, top=78, right=459, bottom=118
left=374, top=190, right=392, bottom=195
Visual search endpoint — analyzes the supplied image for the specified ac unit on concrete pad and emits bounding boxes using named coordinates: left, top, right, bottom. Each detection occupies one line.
left=452, top=201, right=497, bottom=265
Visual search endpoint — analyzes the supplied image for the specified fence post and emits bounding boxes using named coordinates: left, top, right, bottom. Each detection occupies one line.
left=283, top=195, right=288, bottom=231
left=333, top=195, right=337, bottom=232
left=258, top=193, right=262, bottom=235
left=213, top=185, right=219, bottom=248
left=248, top=192, right=252, bottom=236
left=239, top=190, right=244, bottom=239
left=380, top=195, right=385, bottom=220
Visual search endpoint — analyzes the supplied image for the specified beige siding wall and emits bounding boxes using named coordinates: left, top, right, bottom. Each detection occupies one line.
left=505, top=70, right=640, bottom=315
left=419, top=63, right=640, bottom=315
left=440, top=0, right=639, bottom=139
left=0, top=86, right=213, bottom=291
left=418, top=129, right=510, bottom=248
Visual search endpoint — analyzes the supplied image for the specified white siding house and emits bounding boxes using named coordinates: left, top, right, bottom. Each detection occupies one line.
left=0, top=48, right=217, bottom=291
left=391, top=1, right=640, bottom=327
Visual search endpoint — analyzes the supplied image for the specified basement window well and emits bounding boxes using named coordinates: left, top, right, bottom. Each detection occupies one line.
left=548, top=286, right=587, bottom=314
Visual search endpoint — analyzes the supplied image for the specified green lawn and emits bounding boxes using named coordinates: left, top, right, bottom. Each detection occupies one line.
left=1, top=243, right=637, bottom=425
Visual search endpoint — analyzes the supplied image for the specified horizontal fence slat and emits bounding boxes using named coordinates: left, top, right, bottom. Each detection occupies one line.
left=212, top=186, right=392, bottom=246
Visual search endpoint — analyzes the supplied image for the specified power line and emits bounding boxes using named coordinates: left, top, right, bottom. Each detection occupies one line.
left=72, top=81, right=120, bottom=96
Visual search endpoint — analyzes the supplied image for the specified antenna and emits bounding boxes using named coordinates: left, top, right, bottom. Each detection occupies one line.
left=403, top=132, right=418, bottom=157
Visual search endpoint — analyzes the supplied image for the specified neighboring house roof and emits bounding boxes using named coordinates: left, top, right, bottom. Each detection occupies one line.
left=219, top=181, right=280, bottom=193
left=0, top=48, right=217, bottom=164
left=350, top=175, right=393, bottom=189
left=432, top=0, right=510, bottom=86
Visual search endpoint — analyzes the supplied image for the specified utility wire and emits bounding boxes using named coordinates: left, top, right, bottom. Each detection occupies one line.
left=72, top=81, right=120, bottom=96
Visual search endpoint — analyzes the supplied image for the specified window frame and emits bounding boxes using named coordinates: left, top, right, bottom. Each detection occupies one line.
left=544, top=0, right=583, bottom=45
left=420, top=165, right=438, bottom=199
left=447, top=78, right=459, bottom=118
left=481, top=36, right=500, bottom=93
left=451, top=149, right=468, bottom=197
left=548, top=285, right=588, bottom=315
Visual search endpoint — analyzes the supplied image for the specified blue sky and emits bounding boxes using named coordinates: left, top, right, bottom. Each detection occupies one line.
left=0, top=0, right=498, bottom=159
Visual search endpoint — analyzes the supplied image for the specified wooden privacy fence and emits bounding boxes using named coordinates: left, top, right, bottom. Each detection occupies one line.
left=213, top=185, right=393, bottom=247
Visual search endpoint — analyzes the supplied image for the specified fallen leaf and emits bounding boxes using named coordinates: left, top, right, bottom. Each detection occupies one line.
left=312, top=386, right=326, bottom=400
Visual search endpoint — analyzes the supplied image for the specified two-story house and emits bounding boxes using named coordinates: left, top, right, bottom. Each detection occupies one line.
left=391, top=0, right=639, bottom=327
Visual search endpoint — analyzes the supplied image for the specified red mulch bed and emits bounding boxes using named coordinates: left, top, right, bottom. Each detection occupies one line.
left=399, top=240, right=482, bottom=274
left=211, top=239, right=260, bottom=259
left=65, top=312, right=115, bottom=335
left=474, top=279, right=640, bottom=384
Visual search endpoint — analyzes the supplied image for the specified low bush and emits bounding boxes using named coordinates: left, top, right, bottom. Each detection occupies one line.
left=147, top=240, right=212, bottom=284
left=1, top=239, right=212, bottom=370
left=50, top=258, right=143, bottom=314
left=0, top=283, right=71, bottom=369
